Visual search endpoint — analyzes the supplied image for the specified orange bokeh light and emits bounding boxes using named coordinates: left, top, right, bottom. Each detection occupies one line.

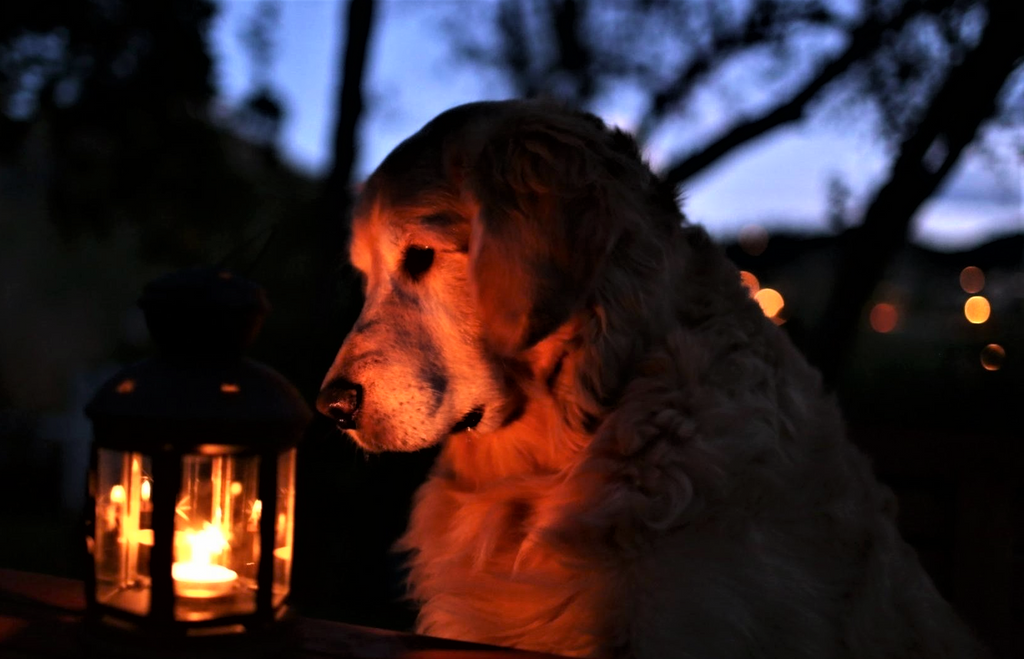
left=739, top=271, right=760, bottom=296
left=869, top=303, right=898, bottom=333
left=980, top=344, right=1005, bottom=371
left=963, top=296, right=990, bottom=324
left=959, top=266, right=985, bottom=294
left=739, top=225, right=769, bottom=256
left=754, top=288, right=784, bottom=318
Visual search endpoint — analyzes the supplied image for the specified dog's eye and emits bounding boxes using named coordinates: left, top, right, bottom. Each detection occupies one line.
left=402, top=245, right=435, bottom=280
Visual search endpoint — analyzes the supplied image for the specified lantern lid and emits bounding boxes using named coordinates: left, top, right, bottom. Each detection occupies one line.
left=139, top=266, right=270, bottom=357
left=86, top=268, right=311, bottom=452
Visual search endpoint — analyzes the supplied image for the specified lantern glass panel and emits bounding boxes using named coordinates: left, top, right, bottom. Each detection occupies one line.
left=94, top=448, right=153, bottom=616
left=272, top=447, right=297, bottom=606
left=172, top=453, right=259, bottom=621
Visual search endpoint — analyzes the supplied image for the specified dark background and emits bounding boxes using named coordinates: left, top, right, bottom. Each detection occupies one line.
left=0, top=1, right=1021, bottom=657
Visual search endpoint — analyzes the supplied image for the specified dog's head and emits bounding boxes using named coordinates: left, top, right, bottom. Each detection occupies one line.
left=317, top=101, right=678, bottom=452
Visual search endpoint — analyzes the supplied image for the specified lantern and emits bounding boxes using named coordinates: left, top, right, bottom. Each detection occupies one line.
left=84, top=268, right=311, bottom=643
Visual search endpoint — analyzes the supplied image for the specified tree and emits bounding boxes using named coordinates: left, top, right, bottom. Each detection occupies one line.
left=808, top=0, right=1024, bottom=381
left=0, top=0, right=266, bottom=261
left=285, top=0, right=434, bottom=632
left=0, top=0, right=319, bottom=413
left=451, top=0, right=1024, bottom=381
left=234, top=1, right=286, bottom=148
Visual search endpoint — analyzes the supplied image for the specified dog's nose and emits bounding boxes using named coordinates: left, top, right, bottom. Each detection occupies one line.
left=317, top=378, right=363, bottom=429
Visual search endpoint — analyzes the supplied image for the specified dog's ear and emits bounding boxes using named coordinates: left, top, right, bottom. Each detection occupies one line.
left=464, top=112, right=628, bottom=356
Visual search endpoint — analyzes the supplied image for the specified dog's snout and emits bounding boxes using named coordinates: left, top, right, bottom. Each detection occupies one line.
left=317, top=379, right=363, bottom=429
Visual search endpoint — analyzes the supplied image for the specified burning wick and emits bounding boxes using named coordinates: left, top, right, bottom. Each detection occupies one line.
left=172, top=523, right=238, bottom=598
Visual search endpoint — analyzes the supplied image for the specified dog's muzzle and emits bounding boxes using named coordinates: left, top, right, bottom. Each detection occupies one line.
left=317, top=379, right=363, bottom=430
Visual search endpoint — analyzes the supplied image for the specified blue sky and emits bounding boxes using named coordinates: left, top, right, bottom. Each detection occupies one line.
left=210, top=0, right=1023, bottom=251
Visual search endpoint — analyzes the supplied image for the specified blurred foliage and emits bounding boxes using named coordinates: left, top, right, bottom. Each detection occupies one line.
left=0, top=0, right=327, bottom=412
left=0, top=0, right=306, bottom=263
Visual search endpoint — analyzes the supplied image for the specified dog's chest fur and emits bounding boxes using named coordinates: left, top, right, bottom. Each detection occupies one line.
left=400, top=421, right=603, bottom=657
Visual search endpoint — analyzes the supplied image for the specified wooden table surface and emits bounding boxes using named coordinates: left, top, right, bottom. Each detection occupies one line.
left=0, top=569, right=559, bottom=658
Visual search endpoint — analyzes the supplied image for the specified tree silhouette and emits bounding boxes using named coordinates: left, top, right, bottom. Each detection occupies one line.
left=234, top=1, right=286, bottom=148
left=809, top=0, right=1024, bottom=381
left=0, top=0, right=268, bottom=262
left=452, top=0, right=1023, bottom=381
left=286, top=0, right=434, bottom=632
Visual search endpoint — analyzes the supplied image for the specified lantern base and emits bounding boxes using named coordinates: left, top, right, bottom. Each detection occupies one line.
left=85, top=607, right=296, bottom=659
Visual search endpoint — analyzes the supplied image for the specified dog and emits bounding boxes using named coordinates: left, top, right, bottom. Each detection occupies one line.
left=317, top=100, right=986, bottom=658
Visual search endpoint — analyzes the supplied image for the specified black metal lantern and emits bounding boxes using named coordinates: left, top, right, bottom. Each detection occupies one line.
left=84, top=268, right=310, bottom=643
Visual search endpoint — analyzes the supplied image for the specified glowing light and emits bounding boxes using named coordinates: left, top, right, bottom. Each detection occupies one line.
left=220, top=382, right=240, bottom=394
left=133, top=529, right=154, bottom=546
left=185, top=523, right=228, bottom=564
left=115, top=379, right=135, bottom=394
left=172, top=562, right=237, bottom=598
left=739, top=225, right=769, bottom=256
left=141, top=479, right=151, bottom=502
left=250, top=499, right=263, bottom=524
left=110, top=485, right=126, bottom=504
left=980, top=344, right=1005, bottom=371
left=230, top=481, right=243, bottom=496
left=959, top=266, right=985, bottom=294
left=964, top=296, right=990, bottom=324
left=869, top=303, right=898, bottom=333
left=172, top=523, right=238, bottom=598
left=754, top=288, right=784, bottom=318
left=739, top=271, right=760, bottom=296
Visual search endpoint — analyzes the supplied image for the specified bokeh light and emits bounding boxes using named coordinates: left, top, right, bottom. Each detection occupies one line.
left=739, top=271, right=760, bottom=296
left=980, top=344, right=1005, bottom=371
left=959, top=266, right=985, bottom=294
left=739, top=224, right=769, bottom=256
left=869, top=303, right=898, bottom=333
left=963, top=296, right=990, bottom=324
left=754, top=287, right=784, bottom=318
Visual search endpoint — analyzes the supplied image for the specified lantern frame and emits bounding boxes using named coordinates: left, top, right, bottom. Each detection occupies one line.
left=83, top=268, right=310, bottom=642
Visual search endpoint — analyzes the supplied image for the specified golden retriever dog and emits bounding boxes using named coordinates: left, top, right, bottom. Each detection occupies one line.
left=317, top=100, right=986, bottom=658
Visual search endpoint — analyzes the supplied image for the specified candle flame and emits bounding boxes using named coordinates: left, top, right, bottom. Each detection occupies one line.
left=110, top=484, right=126, bottom=504
left=185, top=523, right=229, bottom=566
left=172, top=524, right=238, bottom=598
left=141, top=479, right=151, bottom=502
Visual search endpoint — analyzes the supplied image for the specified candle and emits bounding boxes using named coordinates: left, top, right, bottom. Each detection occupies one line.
left=172, top=562, right=238, bottom=598
left=172, top=523, right=238, bottom=598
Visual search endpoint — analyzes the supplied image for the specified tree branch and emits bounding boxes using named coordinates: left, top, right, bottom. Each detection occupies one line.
left=635, top=0, right=840, bottom=144
left=806, top=0, right=1024, bottom=383
left=660, top=0, right=937, bottom=187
